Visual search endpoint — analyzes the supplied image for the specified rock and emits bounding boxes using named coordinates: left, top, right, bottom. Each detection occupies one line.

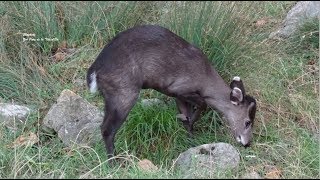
left=43, top=89, right=104, bottom=147
left=241, top=171, right=262, bottom=179
left=269, top=1, right=320, bottom=39
left=141, top=98, right=162, bottom=108
left=73, top=78, right=86, bottom=87
left=0, top=103, right=30, bottom=119
left=51, top=48, right=78, bottom=62
left=137, top=159, right=158, bottom=172
left=0, top=103, right=31, bottom=131
left=254, top=18, right=269, bottom=28
left=264, top=165, right=282, bottom=179
left=53, top=51, right=65, bottom=62
left=174, top=142, right=240, bottom=178
left=7, top=132, right=39, bottom=148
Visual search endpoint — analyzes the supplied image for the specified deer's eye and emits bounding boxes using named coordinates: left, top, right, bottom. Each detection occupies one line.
left=245, top=121, right=251, bottom=128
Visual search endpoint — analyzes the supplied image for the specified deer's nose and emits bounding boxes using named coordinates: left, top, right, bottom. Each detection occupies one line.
left=236, top=135, right=241, bottom=143
left=237, top=135, right=251, bottom=148
left=243, top=142, right=251, bottom=148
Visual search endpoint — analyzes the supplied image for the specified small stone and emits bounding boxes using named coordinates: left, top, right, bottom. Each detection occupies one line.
left=0, top=103, right=30, bottom=119
left=73, top=78, right=86, bottom=87
left=137, top=159, right=158, bottom=172
left=0, top=103, right=31, bottom=131
left=254, top=18, right=268, bottom=28
left=241, top=171, right=262, bottom=179
left=54, top=52, right=65, bottom=62
left=141, top=98, right=162, bottom=108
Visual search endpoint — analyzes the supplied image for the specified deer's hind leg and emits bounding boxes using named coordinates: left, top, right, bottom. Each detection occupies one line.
left=100, top=88, right=139, bottom=161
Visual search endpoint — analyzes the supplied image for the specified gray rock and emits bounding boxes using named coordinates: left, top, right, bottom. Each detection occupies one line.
left=0, top=103, right=31, bottom=131
left=174, top=142, right=240, bottom=178
left=270, top=1, right=320, bottom=39
left=73, top=78, right=86, bottom=87
left=141, top=98, right=162, bottom=108
left=43, top=89, right=104, bottom=147
left=241, top=171, right=262, bottom=179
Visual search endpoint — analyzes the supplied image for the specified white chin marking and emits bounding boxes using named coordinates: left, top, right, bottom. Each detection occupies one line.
left=239, top=135, right=247, bottom=145
left=236, top=136, right=241, bottom=143
left=233, top=76, right=240, bottom=81
left=89, top=71, right=98, bottom=93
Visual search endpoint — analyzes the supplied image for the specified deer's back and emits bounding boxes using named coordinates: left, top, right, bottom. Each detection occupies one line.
left=91, top=25, right=213, bottom=93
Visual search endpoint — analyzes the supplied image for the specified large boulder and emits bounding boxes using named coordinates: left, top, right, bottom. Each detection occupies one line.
left=270, top=1, right=320, bottom=39
left=43, top=89, right=104, bottom=147
left=0, top=103, right=31, bottom=131
left=174, top=142, right=240, bottom=178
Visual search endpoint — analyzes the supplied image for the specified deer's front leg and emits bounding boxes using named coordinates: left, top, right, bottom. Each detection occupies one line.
left=175, top=98, right=206, bottom=136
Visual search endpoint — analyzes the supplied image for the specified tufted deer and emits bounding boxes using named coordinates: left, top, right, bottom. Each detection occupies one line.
left=86, top=25, right=257, bottom=159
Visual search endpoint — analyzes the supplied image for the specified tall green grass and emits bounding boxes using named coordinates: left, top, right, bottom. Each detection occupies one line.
left=0, top=44, right=61, bottom=106
left=1, top=1, right=254, bottom=78
left=158, top=1, right=254, bottom=76
left=1, top=1, right=146, bottom=54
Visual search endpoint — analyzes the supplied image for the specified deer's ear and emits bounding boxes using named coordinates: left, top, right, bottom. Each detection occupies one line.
left=230, top=76, right=246, bottom=96
left=230, top=87, right=243, bottom=105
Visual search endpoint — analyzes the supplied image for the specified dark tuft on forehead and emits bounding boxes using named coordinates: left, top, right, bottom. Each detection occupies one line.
left=244, top=95, right=257, bottom=123
left=244, top=95, right=256, bottom=105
